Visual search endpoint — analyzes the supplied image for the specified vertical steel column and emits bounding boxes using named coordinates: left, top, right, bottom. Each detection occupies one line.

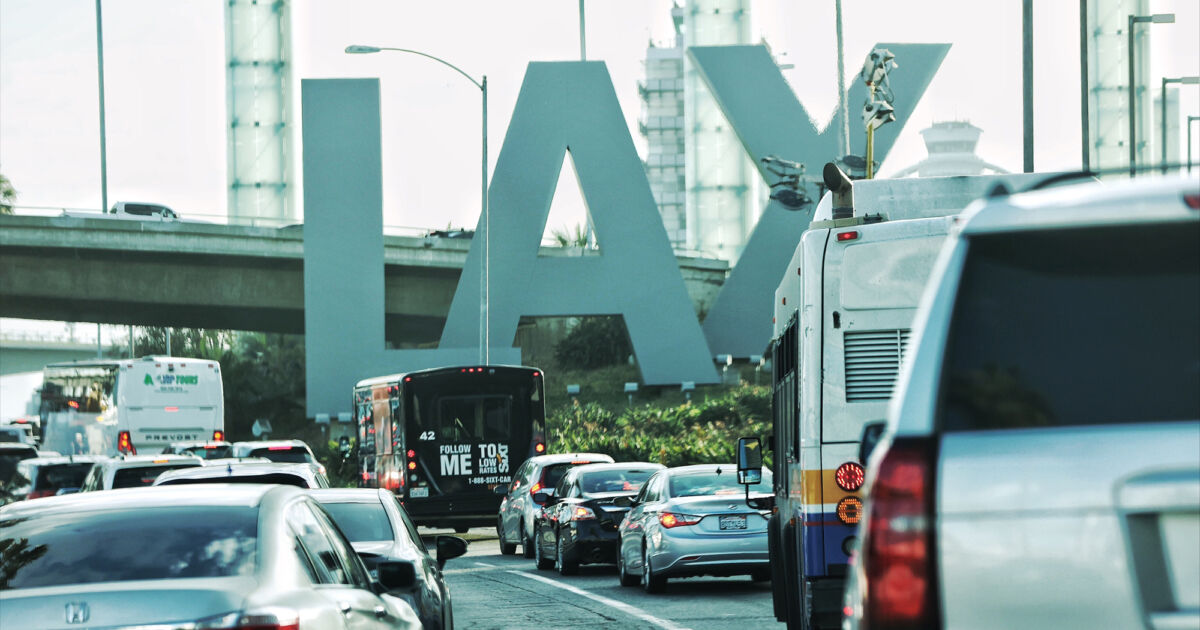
left=1079, top=0, right=1090, bottom=171
left=1023, top=0, right=1034, bottom=173
left=95, top=0, right=108, bottom=212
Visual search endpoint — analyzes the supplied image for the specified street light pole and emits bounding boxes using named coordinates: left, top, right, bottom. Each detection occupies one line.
left=1161, top=76, right=1199, bottom=174
left=345, top=45, right=489, bottom=364
left=1127, top=13, right=1174, bottom=177
left=95, top=0, right=108, bottom=213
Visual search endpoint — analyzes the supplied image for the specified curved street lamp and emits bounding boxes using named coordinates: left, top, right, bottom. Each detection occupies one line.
left=345, top=45, right=490, bottom=364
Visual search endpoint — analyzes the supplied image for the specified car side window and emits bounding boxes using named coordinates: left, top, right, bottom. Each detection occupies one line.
left=554, top=472, right=572, bottom=497
left=392, top=495, right=426, bottom=551
left=292, top=534, right=321, bottom=584
left=636, top=474, right=657, bottom=503
left=512, top=462, right=529, bottom=490
left=647, top=475, right=665, bottom=502
left=287, top=502, right=349, bottom=585
left=310, top=503, right=373, bottom=590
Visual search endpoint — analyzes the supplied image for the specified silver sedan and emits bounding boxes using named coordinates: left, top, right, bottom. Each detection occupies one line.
left=616, top=464, right=773, bottom=593
left=0, top=484, right=421, bottom=629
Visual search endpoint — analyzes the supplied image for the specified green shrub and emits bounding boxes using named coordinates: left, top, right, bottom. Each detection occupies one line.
left=553, top=317, right=632, bottom=369
left=546, top=384, right=773, bottom=468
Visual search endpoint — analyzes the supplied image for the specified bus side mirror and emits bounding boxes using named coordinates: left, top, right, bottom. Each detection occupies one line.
left=736, top=436, right=763, bottom=485
left=859, top=421, right=886, bottom=465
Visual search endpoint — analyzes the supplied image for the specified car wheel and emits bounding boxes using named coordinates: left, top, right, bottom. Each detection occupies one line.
left=641, top=545, right=665, bottom=594
left=534, top=524, right=554, bottom=570
left=556, top=530, right=579, bottom=575
left=522, top=521, right=535, bottom=559
left=617, top=539, right=640, bottom=587
left=453, top=525, right=470, bottom=534
left=498, top=520, right=516, bottom=555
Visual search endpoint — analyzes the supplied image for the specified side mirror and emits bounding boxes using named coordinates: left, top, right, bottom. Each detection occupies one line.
left=374, top=559, right=416, bottom=591
left=533, top=492, right=557, bottom=506
left=859, top=421, right=886, bottom=465
left=494, top=485, right=509, bottom=496
left=436, top=535, right=469, bottom=568
left=612, top=495, right=635, bottom=508
left=736, top=436, right=763, bottom=485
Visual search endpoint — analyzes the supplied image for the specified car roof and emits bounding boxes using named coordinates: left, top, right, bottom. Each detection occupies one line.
left=960, top=175, right=1198, bottom=236
left=569, top=462, right=665, bottom=475
left=0, top=443, right=38, bottom=452
left=0, top=484, right=289, bottom=518
left=664, top=464, right=743, bottom=475
left=233, top=440, right=310, bottom=450
left=156, top=461, right=316, bottom=481
left=103, top=454, right=203, bottom=468
left=308, top=488, right=390, bottom=503
left=18, top=455, right=106, bottom=467
left=528, top=453, right=615, bottom=466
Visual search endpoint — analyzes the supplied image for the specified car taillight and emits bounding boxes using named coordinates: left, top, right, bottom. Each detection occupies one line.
left=117, top=431, right=137, bottom=455
left=571, top=506, right=597, bottom=521
left=862, top=436, right=939, bottom=630
left=659, top=512, right=702, bottom=528
left=192, top=607, right=300, bottom=629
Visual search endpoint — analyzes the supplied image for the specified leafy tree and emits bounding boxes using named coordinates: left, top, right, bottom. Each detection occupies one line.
left=550, top=223, right=592, bottom=248
left=553, top=316, right=632, bottom=369
left=0, top=173, right=16, bottom=215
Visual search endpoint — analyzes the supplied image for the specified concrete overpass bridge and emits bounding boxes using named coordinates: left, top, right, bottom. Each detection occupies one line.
left=0, top=215, right=729, bottom=348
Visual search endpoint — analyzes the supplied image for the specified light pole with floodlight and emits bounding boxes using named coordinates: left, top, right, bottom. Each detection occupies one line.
left=1127, top=12, right=1174, bottom=177
left=1160, top=75, right=1199, bottom=173
left=345, top=45, right=490, bottom=364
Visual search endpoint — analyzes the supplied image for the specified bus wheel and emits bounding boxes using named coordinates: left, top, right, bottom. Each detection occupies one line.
left=498, top=521, right=516, bottom=555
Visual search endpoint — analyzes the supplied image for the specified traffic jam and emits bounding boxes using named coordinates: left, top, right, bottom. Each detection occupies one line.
left=2, top=177, right=1200, bottom=629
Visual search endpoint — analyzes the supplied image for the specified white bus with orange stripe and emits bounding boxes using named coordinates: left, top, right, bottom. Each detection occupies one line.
left=765, top=169, right=1040, bottom=630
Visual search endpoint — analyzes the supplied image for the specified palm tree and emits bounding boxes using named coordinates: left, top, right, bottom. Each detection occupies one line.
left=0, top=173, right=16, bottom=215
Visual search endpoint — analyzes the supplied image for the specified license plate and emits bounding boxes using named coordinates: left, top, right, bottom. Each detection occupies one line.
left=409, top=487, right=429, bottom=498
left=719, top=515, right=747, bottom=530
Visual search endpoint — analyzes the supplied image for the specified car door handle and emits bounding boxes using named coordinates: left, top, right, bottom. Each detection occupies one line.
left=373, top=604, right=388, bottom=619
left=338, top=601, right=352, bottom=615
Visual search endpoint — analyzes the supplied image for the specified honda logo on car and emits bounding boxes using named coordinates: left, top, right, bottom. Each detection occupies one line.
left=65, top=602, right=90, bottom=624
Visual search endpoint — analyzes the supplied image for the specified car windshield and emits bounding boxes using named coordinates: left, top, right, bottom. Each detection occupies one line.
left=0, top=506, right=257, bottom=590
left=249, top=447, right=314, bottom=464
left=183, top=445, right=234, bottom=460
left=579, top=468, right=657, bottom=494
left=320, top=501, right=398, bottom=544
left=943, top=225, right=1200, bottom=431
left=542, top=461, right=602, bottom=491
left=34, top=463, right=94, bottom=491
left=159, top=472, right=311, bottom=488
left=669, top=468, right=773, bottom=498
left=112, top=464, right=197, bottom=489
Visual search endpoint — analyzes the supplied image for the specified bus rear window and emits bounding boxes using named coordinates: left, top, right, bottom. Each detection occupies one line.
left=942, top=224, right=1200, bottom=431
left=436, top=396, right=511, bottom=442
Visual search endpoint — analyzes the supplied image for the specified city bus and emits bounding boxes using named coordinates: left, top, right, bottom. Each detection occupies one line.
left=354, top=365, right=547, bottom=531
left=39, top=357, right=225, bottom=457
left=765, top=172, right=1040, bottom=630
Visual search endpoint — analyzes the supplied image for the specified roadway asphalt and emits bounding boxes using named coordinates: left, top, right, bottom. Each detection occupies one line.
left=440, top=533, right=783, bottom=630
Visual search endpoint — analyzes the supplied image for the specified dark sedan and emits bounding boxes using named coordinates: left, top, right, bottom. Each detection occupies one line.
left=533, top=462, right=663, bottom=574
left=311, top=488, right=468, bottom=630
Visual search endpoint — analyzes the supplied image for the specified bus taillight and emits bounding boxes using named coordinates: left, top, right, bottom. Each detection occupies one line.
left=534, top=442, right=546, bottom=454
left=117, top=430, right=137, bottom=455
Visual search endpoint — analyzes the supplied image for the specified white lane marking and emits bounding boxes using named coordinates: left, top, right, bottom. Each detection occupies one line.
left=509, top=570, right=693, bottom=630
left=474, top=562, right=496, bottom=568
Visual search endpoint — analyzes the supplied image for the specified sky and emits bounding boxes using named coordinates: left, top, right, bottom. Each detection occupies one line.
left=2, top=0, right=1196, bottom=235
